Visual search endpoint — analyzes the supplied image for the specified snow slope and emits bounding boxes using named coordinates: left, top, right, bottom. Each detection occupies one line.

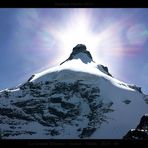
left=0, top=44, right=147, bottom=139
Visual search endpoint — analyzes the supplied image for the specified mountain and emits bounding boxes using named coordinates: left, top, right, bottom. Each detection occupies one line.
left=0, top=44, right=147, bottom=139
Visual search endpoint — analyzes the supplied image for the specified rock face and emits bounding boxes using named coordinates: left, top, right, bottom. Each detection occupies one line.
left=0, top=80, right=113, bottom=139
left=123, top=114, right=148, bottom=139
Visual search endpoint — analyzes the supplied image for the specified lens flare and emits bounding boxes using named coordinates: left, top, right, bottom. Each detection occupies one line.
left=127, top=24, right=148, bottom=46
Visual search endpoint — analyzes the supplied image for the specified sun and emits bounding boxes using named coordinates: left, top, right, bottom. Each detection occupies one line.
left=49, top=10, right=98, bottom=50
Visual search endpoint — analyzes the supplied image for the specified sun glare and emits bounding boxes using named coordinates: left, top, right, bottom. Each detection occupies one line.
left=50, top=10, right=98, bottom=50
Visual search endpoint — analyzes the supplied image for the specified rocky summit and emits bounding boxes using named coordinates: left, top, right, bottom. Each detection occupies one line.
left=60, top=44, right=93, bottom=65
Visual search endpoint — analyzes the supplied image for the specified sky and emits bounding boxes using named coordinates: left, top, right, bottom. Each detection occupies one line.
left=0, top=8, right=148, bottom=94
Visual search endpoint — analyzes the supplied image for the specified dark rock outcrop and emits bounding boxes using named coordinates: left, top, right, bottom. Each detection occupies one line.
left=97, top=65, right=113, bottom=77
left=128, top=85, right=143, bottom=94
left=123, top=129, right=148, bottom=139
left=123, top=114, right=148, bottom=139
left=60, top=44, right=94, bottom=65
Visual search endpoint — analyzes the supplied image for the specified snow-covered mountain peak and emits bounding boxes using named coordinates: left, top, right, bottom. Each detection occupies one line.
left=60, top=44, right=94, bottom=65
left=0, top=44, right=147, bottom=139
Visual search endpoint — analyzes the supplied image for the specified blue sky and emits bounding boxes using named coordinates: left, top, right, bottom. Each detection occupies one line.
left=0, top=8, right=148, bottom=94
